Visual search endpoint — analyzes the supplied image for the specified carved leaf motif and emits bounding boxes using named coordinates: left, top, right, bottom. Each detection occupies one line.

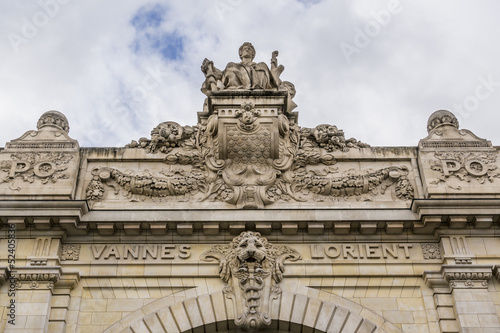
left=0, top=152, right=73, bottom=187
left=86, top=167, right=208, bottom=202
left=430, top=152, right=500, bottom=189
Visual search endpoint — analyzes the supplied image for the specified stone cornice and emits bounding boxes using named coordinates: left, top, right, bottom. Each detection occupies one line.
left=10, top=266, right=80, bottom=291
left=0, top=200, right=498, bottom=236
left=411, top=199, right=500, bottom=217
left=0, top=200, right=88, bottom=216
left=12, top=266, right=61, bottom=290
left=0, top=199, right=498, bottom=236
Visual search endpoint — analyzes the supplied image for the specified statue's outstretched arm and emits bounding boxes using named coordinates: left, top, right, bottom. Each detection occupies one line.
left=201, top=58, right=222, bottom=79
left=201, top=58, right=223, bottom=93
left=270, top=51, right=285, bottom=88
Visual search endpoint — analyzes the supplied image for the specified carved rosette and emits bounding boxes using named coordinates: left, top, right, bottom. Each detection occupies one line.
left=60, top=245, right=81, bottom=261
left=421, top=243, right=442, bottom=260
left=200, top=232, right=301, bottom=330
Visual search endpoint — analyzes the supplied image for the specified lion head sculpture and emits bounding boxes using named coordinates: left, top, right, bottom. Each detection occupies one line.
left=201, top=231, right=301, bottom=284
left=233, top=231, right=267, bottom=264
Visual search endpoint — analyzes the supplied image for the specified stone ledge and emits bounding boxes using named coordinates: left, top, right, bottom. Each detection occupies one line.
left=424, top=265, right=494, bottom=290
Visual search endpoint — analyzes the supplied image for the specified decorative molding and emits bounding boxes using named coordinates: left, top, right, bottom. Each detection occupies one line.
left=200, top=232, right=301, bottom=330
left=427, top=110, right=459, bottom=133
left=29, top=259, right=48, bottom=266
left=94, top=111, right=410, bottom=208
left=86, top=167, right=207, bottom=204
left=5, top=142, right=77, bottom=149
left=37, top=110, right=70, bottom=133
left=442, top=265, right=492, bottom=289
left=424, top=265, right=493, bottom=290
left=12, top=267, right=61, bottom=291
left=454, top=258, right=472, bottom=265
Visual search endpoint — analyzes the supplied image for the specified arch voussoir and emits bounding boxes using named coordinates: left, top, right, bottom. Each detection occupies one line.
left=114, top=291, right=399, bottom=333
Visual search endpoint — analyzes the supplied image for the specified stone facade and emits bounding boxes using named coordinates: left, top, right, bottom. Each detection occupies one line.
left=1, top=44, right=500, bottom=333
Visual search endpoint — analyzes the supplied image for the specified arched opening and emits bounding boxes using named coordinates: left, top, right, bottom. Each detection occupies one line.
left=104, top=291, right=401, bottom=333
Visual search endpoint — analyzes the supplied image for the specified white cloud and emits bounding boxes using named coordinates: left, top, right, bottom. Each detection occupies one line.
left=1, top=0, right=499, bottom=147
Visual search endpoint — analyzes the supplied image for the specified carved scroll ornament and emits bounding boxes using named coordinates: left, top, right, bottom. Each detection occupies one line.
left=201, top=232, right=301, bottom=330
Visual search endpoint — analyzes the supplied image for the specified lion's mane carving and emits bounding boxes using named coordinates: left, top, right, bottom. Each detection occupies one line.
left=201, top=231, right=301, bottom=284
left=201, top=231, right=301, bottom=330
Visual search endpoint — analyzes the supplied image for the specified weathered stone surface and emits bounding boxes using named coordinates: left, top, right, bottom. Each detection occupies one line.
left=1, top=45, right=500, bottom=333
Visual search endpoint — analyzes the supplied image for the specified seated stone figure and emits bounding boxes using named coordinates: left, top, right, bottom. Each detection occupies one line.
left=201, top=42, right=284, bottom=93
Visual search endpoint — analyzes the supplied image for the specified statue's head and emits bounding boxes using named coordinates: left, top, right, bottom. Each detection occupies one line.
left=239, top=42, right=256, bottom=61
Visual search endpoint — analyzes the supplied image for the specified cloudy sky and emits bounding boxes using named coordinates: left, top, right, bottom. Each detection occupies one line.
left=1, top=0, right=500, bottom=148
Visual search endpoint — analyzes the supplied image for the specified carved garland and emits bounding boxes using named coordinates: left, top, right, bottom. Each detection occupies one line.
left=86, top=167, right=208, bottom=205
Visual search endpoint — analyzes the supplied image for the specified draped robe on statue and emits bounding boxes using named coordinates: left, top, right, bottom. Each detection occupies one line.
left=222, top=61, right=276, bottom=90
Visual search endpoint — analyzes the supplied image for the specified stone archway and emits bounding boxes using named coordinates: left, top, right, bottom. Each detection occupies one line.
left=104, top=291, right=401, bottom=333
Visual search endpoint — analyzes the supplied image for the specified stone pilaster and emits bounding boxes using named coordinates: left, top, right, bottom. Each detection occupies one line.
left=48, top=272, right=80, bottom=333
left=431, top=265, right=499, bottom=332
left=425, top=265, right=498, bottom=333
left=424, top=270, right=459, bottom=333
left=5, top=267, right=60, bottom=333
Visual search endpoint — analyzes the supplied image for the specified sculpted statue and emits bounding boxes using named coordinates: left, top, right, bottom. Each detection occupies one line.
left=201, top=42, right=285, bottom=93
